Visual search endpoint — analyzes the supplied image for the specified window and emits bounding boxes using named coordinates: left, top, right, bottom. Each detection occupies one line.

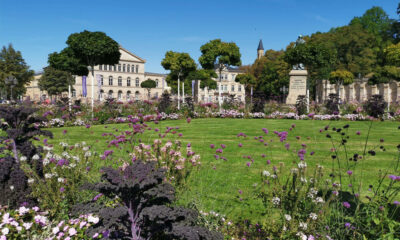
left=232, top=74, right=235, bottom=80
left=154, top=92, right=158, bottom=98
left=123, top=64, right=126, bottom=72
left=238, top=85, right=242, bottom=92
left=131, top=65, right=135, bottom=72
left=224, top=85, right=227, bottom=91
left=113, top=65, right=116, bottom=71
left=127, top=64, right=130, bottom=72
left=100, top=75, right=104, bottom=85
left=109, top=76, right=113, bottom=86
left=127, top=77, right=131, bottom=87
left=100, top=90, right=104, bottom=100
left=231, top=85, right=235, bottom=92
left=99, top=65, right=102, bottom=70
left=118, top=64, right=121, bottom=72
left=156, top=79, right=159, bottom=87
left=135, top=78, right=139, bottom=87
left=135, top=91, right=140, bottom=100
left=118, top=90, right=122, bottom=100
left=72, top=90, right=76, bottom=97
left=225, top=74, right=228, bottom=80
left=118, top=77, right=122, bottom=86
left=108, top=90, right=113, bottom=98
left=127, top=91, right=131, bottom=100
left=136, top=65, right=139, bottom=73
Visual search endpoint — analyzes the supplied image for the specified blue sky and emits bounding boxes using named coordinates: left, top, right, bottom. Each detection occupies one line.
left=0, top=0, right=398, bottom=74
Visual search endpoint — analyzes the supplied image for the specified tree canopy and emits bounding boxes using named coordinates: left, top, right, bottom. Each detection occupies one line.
left=329, top=69, right=354, bottom=85
left=199, top=39, right=241, bottom=71
left=48, top=47, right=88, bottom=76
left=141, top=79, right=157, bottom=100
left=161, top=51, right=196, bottom=94
left=0, top=44, right=34, bottom=99
left=66, top=30, right=121, bottom=72
left=38, top=67, right=74, bottom=96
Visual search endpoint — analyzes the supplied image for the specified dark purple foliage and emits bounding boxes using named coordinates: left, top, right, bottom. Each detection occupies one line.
left=73, top=160, right=222, bottom=240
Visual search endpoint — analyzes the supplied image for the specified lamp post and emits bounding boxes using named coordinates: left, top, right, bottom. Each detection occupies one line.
left=5, top=76, right=17, bottom=101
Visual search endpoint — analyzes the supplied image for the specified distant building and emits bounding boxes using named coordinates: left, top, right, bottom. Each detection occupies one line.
left=257, top=39, right=264, bottom=60
left=24, top=46, right=169, bottom=102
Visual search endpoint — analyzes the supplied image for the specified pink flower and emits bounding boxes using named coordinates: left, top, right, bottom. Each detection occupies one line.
left=187, top=118, right=191, bottom=123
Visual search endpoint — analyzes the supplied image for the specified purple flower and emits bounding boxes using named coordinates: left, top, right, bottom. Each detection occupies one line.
left=262, top=128, right=268, bottom=134
left=284, top=143, right=290, bottom=150
left=60, top=187, right=65, bottom=192
left=210, top=144, right=215, bottom=149
left=345, top=222, right=351, bottom=228
left=216, top=148, right=223, bottom=154
left=347, top=170, right=353, bottom=176
left=186, top=117, right=191, bottom=123
left=394, top=201, right=400, bottom=205
left=266, top=159, right=271, bottom=165
left=310, top=151, right=315, bottom=155
left=246, top=162, right=251, bottom=167
left=343, top=202, right=351, bottom=208
left=221, top=144, right=226, bottom=149
left=93, top=193, right=103, bottom=201
left=187, top=143, right=191, bottom=148
left=261, top=154, right=266, bottom=158
left=356, top=131, right=361, bottom=135
left=238, top=190, right=242, bottom=194
left=178, top=133, right=183, bottom=137
left=86, top=124, right=91, bottom=129
left=238, top=143, right=243, bottom=147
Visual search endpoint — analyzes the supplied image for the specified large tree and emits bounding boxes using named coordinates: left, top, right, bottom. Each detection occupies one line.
left=161, top=51, right=196, bottom=109
left=140, top=79, right=157, bottom=100
left=38, top=67, right=74, bottom=98
left=0, top=44, right=34, bottom=100
left=251, top=50, right=290, bottom=98
left=199, top=39, right=241, bottom=108
left=65, top=30, right=120, bottom=111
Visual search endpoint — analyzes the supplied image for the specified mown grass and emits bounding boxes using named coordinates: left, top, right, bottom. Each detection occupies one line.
left=47, top=119, right=400, bottom=223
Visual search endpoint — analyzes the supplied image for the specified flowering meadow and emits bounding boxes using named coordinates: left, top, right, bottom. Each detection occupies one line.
left=1, top=102, right=400, bottom=239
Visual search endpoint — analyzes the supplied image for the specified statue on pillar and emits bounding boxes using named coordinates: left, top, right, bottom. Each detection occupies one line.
left=292, top=35, right=305, bottom=70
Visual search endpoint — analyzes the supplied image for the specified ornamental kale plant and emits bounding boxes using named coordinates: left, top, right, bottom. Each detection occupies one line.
left=72, top=160, right=222, bottom=240
left=325, top=93, right=340, bottom=114
left=0, top=105, right=53, bottom=208
left=364, top=94, right=387, bottom=118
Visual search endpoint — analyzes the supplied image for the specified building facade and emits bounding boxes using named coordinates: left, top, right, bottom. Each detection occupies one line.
left=24, top=46, right=169, bottom=102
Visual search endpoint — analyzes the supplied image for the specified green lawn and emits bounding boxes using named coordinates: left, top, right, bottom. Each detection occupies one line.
left=48, top=119, right=400, bottom=223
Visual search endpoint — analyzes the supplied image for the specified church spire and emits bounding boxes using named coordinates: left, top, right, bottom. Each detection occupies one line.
left=257, top=39, right=264, bottom=60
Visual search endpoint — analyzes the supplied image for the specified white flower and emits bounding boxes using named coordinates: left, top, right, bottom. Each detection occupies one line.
left=43, top=158, right=50, bottom=166
left=16, top=226, right=22, bottom=232
left=84, top=151, right=92, bottom=158
left=296, top=232, right=307, bottom=240
left=18, top=206, right=30, bottom=215
left=57, top=178, right=65, bottom=183
left=32, top=154, right=40, bottom=160
left=1, top=227, right=9, bottom=235
left=314, top=197, right=324, bottom=203
left=52, top=226, right=60, bottom=234
left=70, top=163, right=76, bottom=168
left=83, top=147, right=89, bottom=152
left=87, top=215, right=99, bottom=224
left=262, top=170, right=271, bottom=177
left=81, top=141, right=86, bottom=146
left=43, top=146, right=53, bottom=151
left=299, top=222, right=308, bottom=230
left=298, top=162, right=307, bottom=169
left=284, top=214, right=291, bottom=221
left=23, top=222, right=32, bottom=230
left=59, top=142, right=69, bottom=147
left=271, top=174, right=277, bottom=179
left=9, top=185, right=14, bottom=191
left=300, top=177, right=307, bottom=183
left=272, top=197, right=280, bottom=205
left=20, top=156, right=27, bottom=162
left=309, top=213, right=317, bottom=220
left=44, top=173, right=53, bottom=179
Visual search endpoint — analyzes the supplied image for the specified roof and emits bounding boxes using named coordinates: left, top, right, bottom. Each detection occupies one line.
left=119, top=45, right=146, bottom=63
left=145, top=72, right=167, bottom=77
left=257, top=39, right=264, bottom=51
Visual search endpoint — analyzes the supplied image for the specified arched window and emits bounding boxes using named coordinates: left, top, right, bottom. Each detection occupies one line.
left=109, top=76, right=113, bottom=86
left=135, top=91, right=140, bottom=101
left=118, top=76, right=122, bottom=86
left=127, top=91, right=131, bottom=100
left=127, top=77, right=131, bottom=87
left=108, top=90, right=113, bottom=98
left=118, top=90, right=123, bottom=100
left=127, top=64, right=130, bottom=72
left=123, top=64, right=126, bottom=72
left=135, top=78, right=140, bottom=87
left=100, top=75, right=103, bottom=85
left=100, top=90, right=104, bottom=100
left=155, top=79, right=159, bottom=87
